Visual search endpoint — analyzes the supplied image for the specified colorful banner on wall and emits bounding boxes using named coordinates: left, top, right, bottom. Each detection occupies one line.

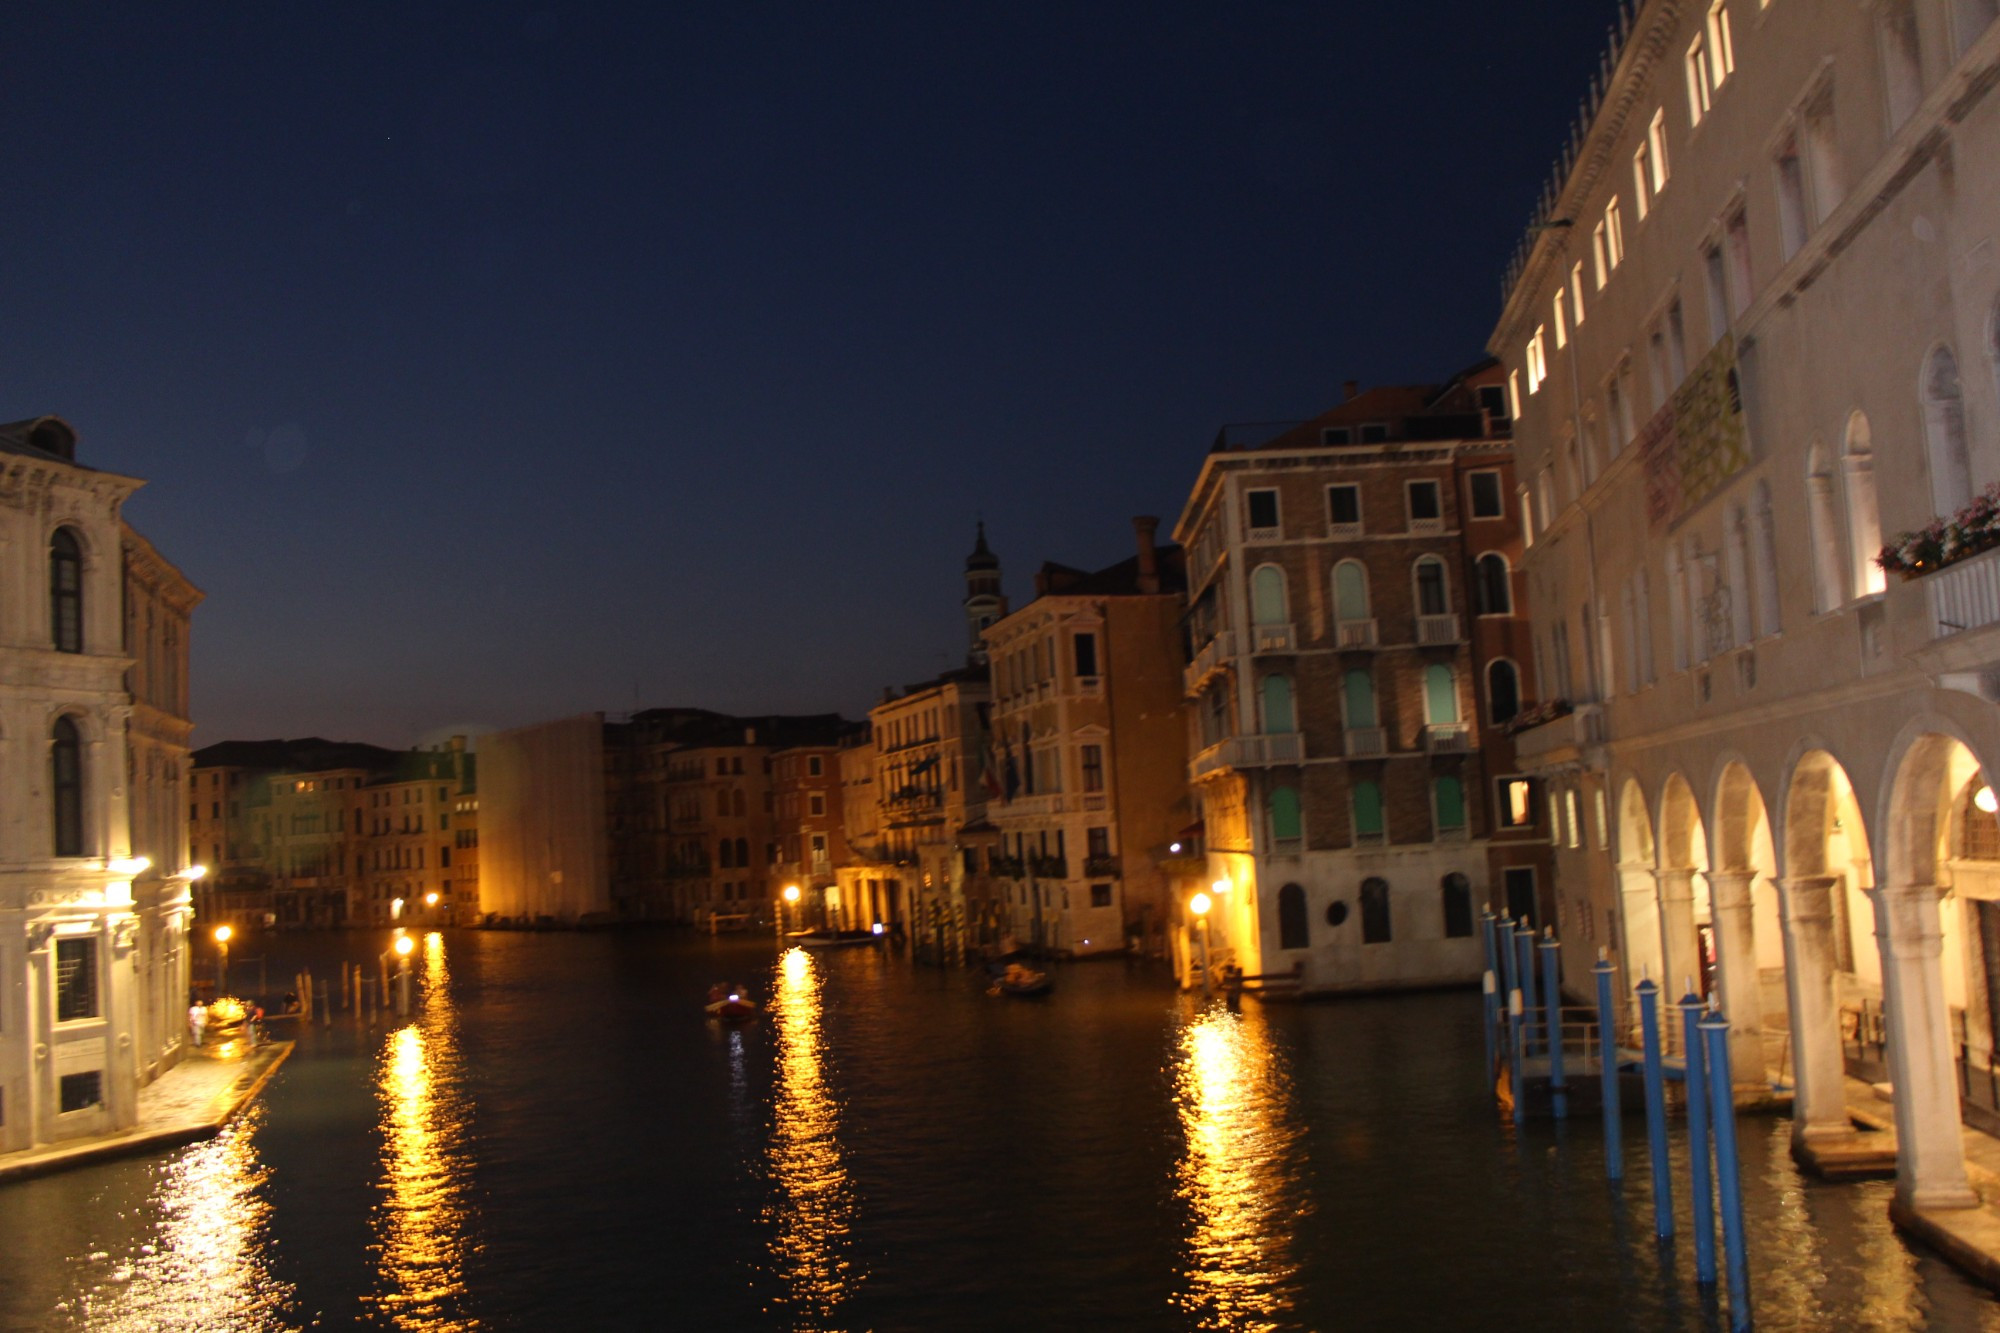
left=1642, top=332, right=1751, bottom=531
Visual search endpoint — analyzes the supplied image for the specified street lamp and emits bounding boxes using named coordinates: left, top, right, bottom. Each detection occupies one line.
left=1189, top=892, right=1213, bottom=995
left=391, top=896, right=404, bottom=921
left=214, top=924, right=233, bottom=997
left=782, top=883, right=801, bottom=935
left=393, top=932, right=415, bottom=1017
left=424, top=891, right=439, bottom=919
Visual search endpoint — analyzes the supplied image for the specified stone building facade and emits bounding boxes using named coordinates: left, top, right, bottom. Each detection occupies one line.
left=1494, top=0, right=2000, bottom=1211
left=0, top=417, right=200, bottom=1155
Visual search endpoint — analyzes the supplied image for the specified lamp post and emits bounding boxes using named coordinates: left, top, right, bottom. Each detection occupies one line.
left=424, top=891, right=439, bottom=921
left=782, top=883, right=801, bottom=937
left=214, top=924, right=233, bottom=997
left=1190, top=891, right=1213, bottom=995
left=393, top=933, right=414, bottom=1017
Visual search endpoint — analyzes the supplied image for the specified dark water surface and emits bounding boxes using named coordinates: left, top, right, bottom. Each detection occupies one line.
left=4, top=930, right=2000, bottom=1331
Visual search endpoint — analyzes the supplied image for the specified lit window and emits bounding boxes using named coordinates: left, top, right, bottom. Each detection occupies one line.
left=1708, top=1, right=1736, bottom=88
left=1604, top=198, right=1625, bottom=268
left=1498, top=778, right=1534, bottom=828
left=1592, top=222, right=1610, bottom=288
left=1570, top=262, right=1586, bottom=324
left=1526, top=326, right=1548, bottom=392
left=1649, top=108, right=1670, bottom=190
left=1552, top=293, right=1567, bottom=349
left=1508, top=369, right=1522, bottom=419
left=1633, top=142, right=1653, bottom=220
left=1686, top=33, right=1714, bottom=125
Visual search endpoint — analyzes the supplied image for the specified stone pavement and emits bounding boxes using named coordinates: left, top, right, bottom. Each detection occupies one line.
left=0, top=1034, right=292, bottom=1185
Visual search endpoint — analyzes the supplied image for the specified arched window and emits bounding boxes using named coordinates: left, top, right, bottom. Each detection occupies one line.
left=1434, top=775, right=1467, bottom=834
left=1806, top=443, right=1845, bottom=612
left=1441, top=873, right=1474, bottom=938
left=735, top=837, right=751, bottom=867
left=1752, top=480, right=1782, bottom=637
left=51, top=527, right=82, bottom=654
left=1332, top=559, right=1370, bottom=622
left=1250, top=565, right=1288, bottom=625
left=1360, top=876, right=1392, bottom=943
left=1268, top=785, right=1302, bottom=846
left=1342, top=668, right=1377, bottom=728
left=1352, top=781, right=1385, bottom=842
left=1486, top=660, right=1521, bottom=724
left=1844, top=411, right=1886, bottom=596
left=53, top=715, right=83, bottom=857
left=1260, top=675, right=1295, bottom=734
left=1924, top=347, right=1972, bottom=516
left=1277, top=882, right=1309, bottom=950
left=1414, top=556, right=1449, bottom=616
left=1473, top=553, right=1512, bottom=616
left=718, top=840, right=735, bottom=868
left=1423, top=663, right=1459, bottom=724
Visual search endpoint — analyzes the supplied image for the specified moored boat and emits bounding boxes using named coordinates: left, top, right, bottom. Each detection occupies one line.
left=705, top=984, right=759, bottom=1020
left=989, top=962, right=1053, bottom=997
left=785, top=928, right=882, bottom=949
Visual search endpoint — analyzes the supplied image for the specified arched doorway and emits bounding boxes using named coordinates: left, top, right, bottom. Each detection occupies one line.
left=1658, top=774, right=1712, bottom=1020
left=1711, top=761, right=1782, bottom=1086
left=1615, top=779, right=1663, bottom=993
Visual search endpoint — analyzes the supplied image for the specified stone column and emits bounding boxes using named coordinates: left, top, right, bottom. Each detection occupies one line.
left=1656, top=868, right=1702, bottom=1000
left=1873, top=882, right=1979, bottom=1209
left=1706, top=869, right=1768, bottom=1086
left=1618, top=865, right=1664, bottom=994
left=1780, top=875, right=1850, bottom=1141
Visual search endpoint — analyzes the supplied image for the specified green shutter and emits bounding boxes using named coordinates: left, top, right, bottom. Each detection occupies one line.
left=1269, top=785, right=1302, bottom=841
left=1435, top=776, right=1465, bottom=830
left=1353, top=781, right=1383, bottom=835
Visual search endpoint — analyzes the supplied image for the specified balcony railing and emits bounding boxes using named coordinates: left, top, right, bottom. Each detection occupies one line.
left=1251, top=622, right=1296, bottom=653
left=1927, top=545, right=2000, bottom=639
left=1423, top=723, right=1472, bottom=754
left=1246, top=523, right=1283, bottom=543
left=1082, top=855, right=1121, bottom=878
left=1335, top=617, right=1378, bottom=649
left=1182, top=630, right=1236, bottom=696
left=1000, top=793, right=1070, bottom=818
left=1409, top=516, right=1445, bottom=536
left=1029, top=855, right=1068, bottom=879
left=1343, top=726, right=1386, bottom=758
left=1329, top=520, right=1363, bottom=540
left=1081, top=793, right=1108, bottom=812
left=989, top=854, right=1025, bottom=878
left=1416, top=613, right=1463, bottom=644
left=1188, top=732, right=1305, bottom=781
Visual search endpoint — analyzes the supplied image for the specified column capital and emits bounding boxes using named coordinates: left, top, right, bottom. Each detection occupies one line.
left=1875, top=882, right=1945, bottom=959
left=1656, top=866, right=1697, bottom=901
left=1705, top=868, right=1758, bottom=908
left=1780, top=874, right=1841, bottom=924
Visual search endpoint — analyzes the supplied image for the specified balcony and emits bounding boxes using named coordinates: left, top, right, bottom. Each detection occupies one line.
left=1343, top=726, right=1386, bottom=758
left=1409, top=516, right=1445, bottom=536
left=1329, top=520, right=1363, bottom=540
left=999, top=793, right=1070, bottom=819
left=1250, top=622, right=1296, bottom=654
left=1927, top=545, right=2000, bottom=639
left=1183, top=630, right=1236, bottom=696
left=1246, top=523, right=1283, bottom=544
left=1510, top=702, right=1606, bottom=767
left=1422, top=723, right=1472, bottom=754
left=1188, top=732, right=1305, bottom=781
left=989, top=854, right=1025, bottom=878
left=1335, top=617, right=1378, bottom=648
left=1029, top=854, right=1069, bottom=879
left=1082, top=855, right=1121, bottom=878
left=1416, top=613, right=1463, bottom=644
left=1081, top=793, right=1107, bottom=812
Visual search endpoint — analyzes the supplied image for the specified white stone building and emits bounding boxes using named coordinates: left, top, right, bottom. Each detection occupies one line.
left=1495, top=0, right=2000, bottom=1215
left=0, top=417, right=200, bottom=1154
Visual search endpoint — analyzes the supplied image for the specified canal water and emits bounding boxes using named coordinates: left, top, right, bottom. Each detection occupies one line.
left=3, top=930, right=1999, bottom=1331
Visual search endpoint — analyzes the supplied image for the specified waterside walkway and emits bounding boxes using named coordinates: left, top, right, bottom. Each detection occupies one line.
left=0, top=1036, right=291, bottom=1185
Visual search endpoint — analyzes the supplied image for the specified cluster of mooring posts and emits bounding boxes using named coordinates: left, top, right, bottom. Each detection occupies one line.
left=284, top=938, right=421, bottom=1028
left=1479, top=909, right=1756, bottom=1331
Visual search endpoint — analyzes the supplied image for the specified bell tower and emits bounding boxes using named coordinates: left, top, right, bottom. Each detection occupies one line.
left=964, top=523, right=1007, bottom=666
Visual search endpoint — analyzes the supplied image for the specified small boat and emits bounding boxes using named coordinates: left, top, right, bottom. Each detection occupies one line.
left=705, top=985, right=759, bottom=1021
left=786, top=929, right=882, bottom=950
left=989, top=963, right=1053, bottom=998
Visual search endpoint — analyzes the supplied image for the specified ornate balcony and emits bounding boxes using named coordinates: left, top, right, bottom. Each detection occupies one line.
left=1182, top=630, right=1236, bottom=696
left=1188, top=732, right=1304, bottom=781
left=1082, top=855, right=1121, bottom=878
left=1422, top=723, right=1472, bottom=754
left=1250, top=622, right=1296, bottom=653
left=1416, top=613, right=1463, bottom=644
left=1335, top=617, right=1378, bottom=649
left=1343, top=726, right=1386, bottom=758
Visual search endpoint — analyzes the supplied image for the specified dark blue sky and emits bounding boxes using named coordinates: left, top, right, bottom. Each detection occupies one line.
left=7, top=2, right=1613, bottom=746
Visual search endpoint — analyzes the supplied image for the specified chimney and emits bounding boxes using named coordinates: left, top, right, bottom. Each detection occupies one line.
left=1133, top=516, right=1160, bottom=594
left=1343, top=379, right=1360, bottom=401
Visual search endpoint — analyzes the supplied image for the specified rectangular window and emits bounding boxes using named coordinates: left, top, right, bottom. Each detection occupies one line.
left=1552, top=292, right=1567, bottom=348
left=1081, top=744, right=1104, bottom=792
left=1361, top=879, right=1392, bottom=944
left=1498, top=778, right=1534, bottom=829
left=1775, top=133, right=1808, bottom=258
left=808, top=756, right=823, bottom=777
left=1073, top=632, right=1098, bottom=679
left=1592, top=222, right=1610, bottom=288
left=1477, top=383, right=1509, bottom=428
left=1687, top=33, right=1714, bottom=125
left=1633, top=142, right=1653, bottom=220
left=1359, top=422, right=1390, bottom=444
left=1569, top=262, right=1586, bottom=324
left=1704, top=243, right=1730, bottom=344
left=1508, top=369, right=1523, bottom=420
left=1649, top=108, right=1670, bottom=191
left=59, top=1071, right=103, bottom=1114
left=1708, top=1, right=1736, bottom=87
left=1407, top=480, right=1442, bottom=523
left=1604, top=198, right=1625, bottom=269
left=1724, top=209, right=1753, bottom=318
left=1246, top=488, right=1280, bottom=533
left=1327, top=484, right=1362, bottom=530
left=1090, top=883, right=1113, bottom=908
left=1504, top=867, right=1539, bottom=926
left=1086, top=826, right=1110, bottom=858
left=56, top=937, right=99, bottom=1021
left=1468, top=471, right=1504, bottom=519
left=1564, top=789, right=1583, bottom=849
left=1322, top=426, right=1351, bottom=445
left=1526, top=326, right=1547, bottom=392
left=809, top=793, right=825, bottom=816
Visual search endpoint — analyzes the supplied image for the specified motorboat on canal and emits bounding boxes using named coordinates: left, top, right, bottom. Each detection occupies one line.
left=784, top=928, right=883, bottom=950
left=704, top=984, right=759, bottom=1021
left=988, top=962, right=1053, bottom=998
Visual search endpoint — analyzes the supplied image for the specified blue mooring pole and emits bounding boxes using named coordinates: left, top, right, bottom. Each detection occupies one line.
left=1509, top=988, right=1527, bottom=1125
left=1593, top=951, right=1622, bottom=1181
left=1481, top=909, right=1500, bottom=981
left=1497, top=913, right=1518, bottom=999
left=1702, top=1008, right=1753, bottom=1330
left=1637, top=977, right=1673, bottom=1238
left=1482, top=970, right=1500, bottom=1081
left=1515, top=921, right=1540, bottom=1052
left=1681, top=987, right=1717, bottom=1286
left=1540, top=931, right=1566, bottom=1119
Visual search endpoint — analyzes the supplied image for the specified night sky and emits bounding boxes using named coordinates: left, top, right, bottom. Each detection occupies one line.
left=6, top=2, right=1615, bottom=747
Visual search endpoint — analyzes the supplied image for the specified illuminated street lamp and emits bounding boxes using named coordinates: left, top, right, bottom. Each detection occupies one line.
left=214, top=924, right=233, bottom=997
left=391, top=896, right=405, bottom=921
left=424, top=891, right=440, bottom=920
left=1189, top=892, right=1213, bottom=995
left=782, top=883, right=801, bottom=935
left=393, top=932, right=415, bottom=1016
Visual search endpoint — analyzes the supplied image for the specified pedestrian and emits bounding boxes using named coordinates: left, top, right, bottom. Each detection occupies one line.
left=249, top=1003, right=265, bottom=1045
left=188, top=1001, right=208, bottom=1048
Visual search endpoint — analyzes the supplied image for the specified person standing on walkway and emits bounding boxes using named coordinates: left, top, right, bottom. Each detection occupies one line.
left=188, top=1001, right=207, bottom=1048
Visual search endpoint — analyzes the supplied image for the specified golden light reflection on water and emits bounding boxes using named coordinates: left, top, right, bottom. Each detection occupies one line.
left=368, top=930, right=477, bottom=1330
left=78, top=1105, right=295, bottom=1332
left=765, top=945, right=860, bottom=1327
left=1172, top=1004, right=1305, bottom=1332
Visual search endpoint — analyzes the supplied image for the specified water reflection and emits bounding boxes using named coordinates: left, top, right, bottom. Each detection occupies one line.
left=79, top=1105, right=295, bottom=1332
left=765, top=945, right=860, bottom=1327
left=1172, top=1003, right=1305, bottom=1331
left=368, top=931, right=476, bottom=1330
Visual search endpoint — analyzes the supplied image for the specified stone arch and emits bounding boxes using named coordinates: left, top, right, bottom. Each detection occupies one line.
left=1616, top=778, right=1664, bottom=990
left=1711, top=758, right=1783, bottom=1081
left=1656, top=773, right=1712, bottom=1007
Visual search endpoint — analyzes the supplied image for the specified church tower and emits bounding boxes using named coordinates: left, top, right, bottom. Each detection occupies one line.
left=964, top=523, right=1006, bottom=666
